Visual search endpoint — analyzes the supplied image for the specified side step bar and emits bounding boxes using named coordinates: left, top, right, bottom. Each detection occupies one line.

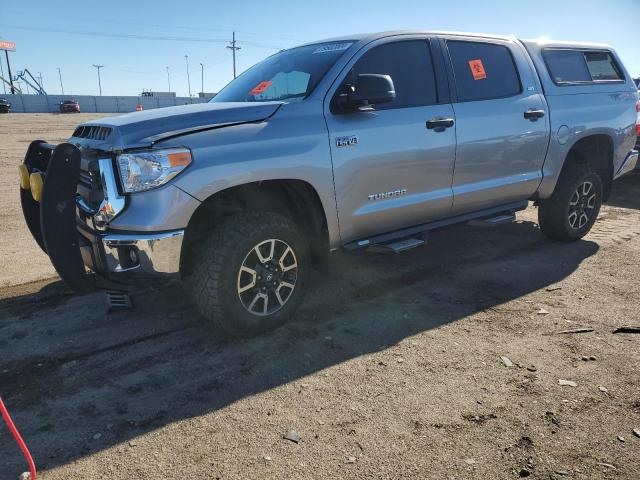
left=467, top=213, right=516, bottom=227
left=368, top=237, right=426, bottom=254
left=344, top=200, right=527, bottom=251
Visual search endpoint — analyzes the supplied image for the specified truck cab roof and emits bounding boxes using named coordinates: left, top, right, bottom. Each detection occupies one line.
left=300, top=30, right=614, bottom=50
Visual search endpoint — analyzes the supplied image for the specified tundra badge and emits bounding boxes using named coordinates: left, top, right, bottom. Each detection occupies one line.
left=368, top=189, right=407, bottom=201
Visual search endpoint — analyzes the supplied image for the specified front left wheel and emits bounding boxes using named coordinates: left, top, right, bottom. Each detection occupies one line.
left=188, top=211, right=310, bottom=337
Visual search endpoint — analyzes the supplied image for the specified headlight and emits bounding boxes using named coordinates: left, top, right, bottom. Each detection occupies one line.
left=116, top=148, right=192, bottom=193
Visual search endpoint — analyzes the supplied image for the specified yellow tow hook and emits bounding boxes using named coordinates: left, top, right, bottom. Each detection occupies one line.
left=18, top=164, right=30, bottom=190
left=29, top=172, right=44, bottom=202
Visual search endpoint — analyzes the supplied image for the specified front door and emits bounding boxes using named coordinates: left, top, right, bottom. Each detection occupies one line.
left=324, top=37, right=456, bottom=244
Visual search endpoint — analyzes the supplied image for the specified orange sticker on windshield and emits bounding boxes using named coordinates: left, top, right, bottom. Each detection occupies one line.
left=468, top=59, right=487, bottom=80
left=250, top=81, right=272, bottom=95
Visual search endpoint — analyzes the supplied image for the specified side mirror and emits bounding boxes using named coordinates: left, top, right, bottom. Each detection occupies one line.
left=342, top=74, right=396, bottom=110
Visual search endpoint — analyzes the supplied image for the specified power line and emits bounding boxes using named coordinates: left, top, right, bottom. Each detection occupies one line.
left=3, top=8, right=301, bottom=42
left=0, top=24, right=284, bottom=49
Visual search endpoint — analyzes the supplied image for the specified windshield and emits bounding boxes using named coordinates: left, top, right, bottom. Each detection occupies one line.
left=211, top=41, right=353, bottom=103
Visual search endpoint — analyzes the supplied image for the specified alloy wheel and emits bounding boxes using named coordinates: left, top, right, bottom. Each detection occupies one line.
left=568, top=181, right=596, bottom=230
left=236, top=239, right=298, bottom=316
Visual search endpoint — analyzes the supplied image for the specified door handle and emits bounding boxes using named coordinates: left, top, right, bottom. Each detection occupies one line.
left=426, top=118, right=455, bottom=130
left=524, top=109, right=545, bottom=120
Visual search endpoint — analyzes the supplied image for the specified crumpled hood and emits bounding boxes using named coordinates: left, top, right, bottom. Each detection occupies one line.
left=70, top=101, right=283, bottom=150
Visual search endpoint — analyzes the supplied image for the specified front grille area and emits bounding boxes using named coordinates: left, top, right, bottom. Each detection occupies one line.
left=72, top=125, right=112, bottom=141
left=78, top=170, right=94, bottom=190
left=77, top=161, right=104, bottom=207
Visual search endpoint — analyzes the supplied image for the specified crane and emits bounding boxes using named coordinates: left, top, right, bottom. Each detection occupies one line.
left=14, top=68, right=46, bottom=95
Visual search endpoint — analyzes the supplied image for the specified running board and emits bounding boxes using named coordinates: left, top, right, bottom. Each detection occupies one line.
left=344, top=200, right=528, bottom=251
left=467, top=213, right=516, bottom=227
left=368, top=237, right=426, bottom=254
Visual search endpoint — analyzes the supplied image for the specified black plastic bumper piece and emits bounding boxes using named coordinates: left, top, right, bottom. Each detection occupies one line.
left=21, top=140, right=52, bottom=253
left=22, top=141, right=96, bottom=293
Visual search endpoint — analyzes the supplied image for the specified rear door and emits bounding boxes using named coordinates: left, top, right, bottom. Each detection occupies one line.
left=442, top=37, right=550, bottom=214
left=324, top=36, right=456, bottom=244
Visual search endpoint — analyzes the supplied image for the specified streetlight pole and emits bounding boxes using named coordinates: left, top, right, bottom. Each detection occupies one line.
left=166, top=66, right=171, bottom=93
left=199, top=62, right=204, bottom=95
left=226, top=31, right=241, bottom=79
left=92, top=64, right=104, bottom=96
left=57, top=67, right=64, bottom=95
left=184, top=55, right=191, bottom=97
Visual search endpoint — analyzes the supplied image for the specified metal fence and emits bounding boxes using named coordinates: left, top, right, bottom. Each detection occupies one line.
left=1, top=94, right=212, bottom=113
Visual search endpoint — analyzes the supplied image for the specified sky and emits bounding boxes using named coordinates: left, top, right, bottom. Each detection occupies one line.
left=0, top=0, right=638, bottom=97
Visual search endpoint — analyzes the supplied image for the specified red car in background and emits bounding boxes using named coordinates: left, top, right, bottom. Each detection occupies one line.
left=59, top=100, right=80, bottom=113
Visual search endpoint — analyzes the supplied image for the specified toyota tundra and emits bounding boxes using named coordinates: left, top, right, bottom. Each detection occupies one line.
left=18, top=31, right=639, bottom=336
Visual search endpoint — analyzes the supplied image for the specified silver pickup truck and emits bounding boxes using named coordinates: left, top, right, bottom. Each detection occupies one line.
left=19, top=31, right=639, bottom=336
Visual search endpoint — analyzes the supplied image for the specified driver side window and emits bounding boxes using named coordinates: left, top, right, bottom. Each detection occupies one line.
left=335, top=40, right=437, bottom=110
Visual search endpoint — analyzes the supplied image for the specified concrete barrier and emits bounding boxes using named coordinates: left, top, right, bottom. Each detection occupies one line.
left=0, top=94, right=211, bottom=113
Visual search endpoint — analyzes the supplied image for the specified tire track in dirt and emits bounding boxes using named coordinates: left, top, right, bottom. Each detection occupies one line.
left=589, top=208, right=640, bottom=246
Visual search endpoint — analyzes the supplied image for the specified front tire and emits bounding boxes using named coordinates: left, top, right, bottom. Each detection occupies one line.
left=538, top=165, right=603, bottom=242
left=188, top=211, right=310, bottom=337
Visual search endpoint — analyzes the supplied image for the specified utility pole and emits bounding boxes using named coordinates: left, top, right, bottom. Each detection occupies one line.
left=37, top=72, right=44, bottom=92
left=5, top=50, right=15, bottom=94
left=92, top=64, right=104, bottom=96
left=199, top=62, right=204, bottom=95
left=226, top=31, right=241, bottom=79
left=184, top=55, right=191, bottom=97
left=166, top=66, right=171, bottom=93
left=57, top=67, right=64, bottom=95
left=0, top=55, right=6, bottom=94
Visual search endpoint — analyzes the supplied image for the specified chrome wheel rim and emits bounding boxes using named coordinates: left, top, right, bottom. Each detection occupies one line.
left=237, top=239, right=298, bottom=317
left=568, top=181, right=596, bottom=230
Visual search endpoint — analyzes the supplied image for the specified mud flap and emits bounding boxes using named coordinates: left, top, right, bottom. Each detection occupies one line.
left=21, top=140, right=52, bottom=253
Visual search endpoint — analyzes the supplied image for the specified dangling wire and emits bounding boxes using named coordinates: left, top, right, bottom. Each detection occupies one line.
left=0, top=397, right=37, bottom=479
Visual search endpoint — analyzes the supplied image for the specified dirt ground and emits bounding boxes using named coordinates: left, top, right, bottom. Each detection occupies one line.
left=1, top=114, right=639, bottom=480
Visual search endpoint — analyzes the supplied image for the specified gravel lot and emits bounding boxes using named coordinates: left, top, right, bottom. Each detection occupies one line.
left=1, top=114, right=639, bottom=479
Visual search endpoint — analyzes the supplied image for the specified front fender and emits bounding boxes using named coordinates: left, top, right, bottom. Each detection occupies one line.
left=167, top=103, right=341, bottom=248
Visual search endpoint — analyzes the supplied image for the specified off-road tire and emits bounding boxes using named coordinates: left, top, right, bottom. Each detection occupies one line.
left=538, top=165, right=603, bottom=242
left=188, top=211, right=310, bottom=337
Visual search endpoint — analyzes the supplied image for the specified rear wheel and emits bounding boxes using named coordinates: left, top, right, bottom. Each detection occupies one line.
left=538, top=165, right=603, bottom=242
left=188, top=211, right=310, bottom=337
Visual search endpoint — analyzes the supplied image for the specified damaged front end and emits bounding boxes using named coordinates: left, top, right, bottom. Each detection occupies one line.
left=19, top=140, right=185, bottom=292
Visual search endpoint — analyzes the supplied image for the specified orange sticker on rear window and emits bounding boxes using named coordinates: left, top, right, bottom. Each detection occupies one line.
left=250, top=81, right=272, bottom=95
left=468, top=59, right=487, bottom=80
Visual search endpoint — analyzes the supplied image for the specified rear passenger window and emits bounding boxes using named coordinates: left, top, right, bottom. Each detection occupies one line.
left=584, top=52, right=623, bottom=81
left=339, top=40, right=437, bottom=109
left=543, top=49, right=624, bottom=84
left=447, top=40, right=521, bottom=102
